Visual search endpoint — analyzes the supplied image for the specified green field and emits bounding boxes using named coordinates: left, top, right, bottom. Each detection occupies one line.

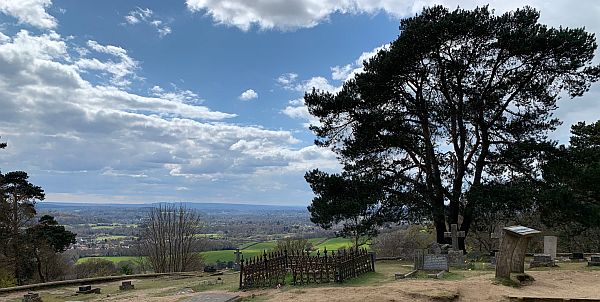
left=76, top=237, right=366, bottom=265
left=76, top=256, right=140, bottom=264
left=90, top=223, right=138, bottom=230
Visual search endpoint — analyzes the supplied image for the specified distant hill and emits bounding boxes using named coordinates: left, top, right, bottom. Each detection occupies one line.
left=38, top=201, right=306, bottom=215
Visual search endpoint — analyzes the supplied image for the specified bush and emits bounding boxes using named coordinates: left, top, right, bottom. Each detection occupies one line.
left=274, top=238, right=312, bottom=253
left=74, top=258, right=117, bottom=279
left=0, top=268, right=15, bottom=288
left=117, top=261, right=135, bottom=275
left=372, top=225, right=435, bottom=258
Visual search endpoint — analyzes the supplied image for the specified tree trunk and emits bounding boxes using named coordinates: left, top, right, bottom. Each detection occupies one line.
left=434, top=213, right=446, bottom=244
left=34, top=248, right=45, bottom=283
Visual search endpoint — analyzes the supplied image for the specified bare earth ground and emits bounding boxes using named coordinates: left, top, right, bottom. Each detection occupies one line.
left=2, top=262, right=599, bottom=302
left=241, top=270, right=600, bottom=302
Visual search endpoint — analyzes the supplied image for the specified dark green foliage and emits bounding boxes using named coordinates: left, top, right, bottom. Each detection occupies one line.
left=306, top=171, right=385, bottom=247
left=540, top=121, right=600, bottom=231
left=304, top=5, right=599, bottom=247
left=28, top=215, right=76, bottom=253
left=0, top=140, right=74, bottom=284
left=117, top=261, right=134, bottom=275
left=0, top=170, right=45, bottom=284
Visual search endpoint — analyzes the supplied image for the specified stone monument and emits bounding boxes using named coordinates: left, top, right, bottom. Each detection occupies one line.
left=444, top=224, right=465, bottom=266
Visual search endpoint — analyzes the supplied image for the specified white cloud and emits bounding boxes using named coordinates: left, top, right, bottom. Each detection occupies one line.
left=150, top=85, right=203, bottom=105
left=124, top=7, right=172, bottom=38
left=0, top=28, right=339, bottom=204
left=185, top=0, right=600, bottom=32
left=239, top=89, right=258, bottom=101
left=330, top=44, right=389, bottom=82
left=277, top=73, right=298, bottom=88
left=0, top=0, right=57, bottom=29
left=75, top=40, right=139, bottom=87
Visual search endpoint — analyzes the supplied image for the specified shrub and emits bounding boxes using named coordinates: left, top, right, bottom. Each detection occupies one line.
left=74, top=258, right=117, bottom=278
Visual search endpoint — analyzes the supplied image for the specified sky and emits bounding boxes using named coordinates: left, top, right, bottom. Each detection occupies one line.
left=0, top=0, right=599, bottom=206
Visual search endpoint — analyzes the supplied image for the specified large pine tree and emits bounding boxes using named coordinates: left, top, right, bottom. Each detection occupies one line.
left=304, top=6, right=600, bottom=248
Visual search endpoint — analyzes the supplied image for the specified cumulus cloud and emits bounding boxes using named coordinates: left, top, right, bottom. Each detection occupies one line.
left=124, top=7, right=172, bottom=38
left=0, top=0, right=57, bottom=29
left=75, top=40, right=139, bottom=87
left=185, top=0, right=600, bottom=32
left=239, top=89, right=258, bottom=101
left=150, top=85, right=203, bottom=105
left=331, top=44, right=389, bottom=82
left=0, top=28, right=339, bottom=204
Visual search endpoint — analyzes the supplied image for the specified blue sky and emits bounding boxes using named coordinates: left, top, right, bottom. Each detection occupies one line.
left=0, top=0, right=599, bottom=205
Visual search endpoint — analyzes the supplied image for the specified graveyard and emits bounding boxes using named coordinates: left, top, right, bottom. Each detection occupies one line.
left=2, top=258, right=600, bottom=302
left=2, top=2, right=600, bottom=302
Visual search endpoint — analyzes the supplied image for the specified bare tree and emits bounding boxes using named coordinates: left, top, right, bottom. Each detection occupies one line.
left=140, top=204, right=203, bottom=273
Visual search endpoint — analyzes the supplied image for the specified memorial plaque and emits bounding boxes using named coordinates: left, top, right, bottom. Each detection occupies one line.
left=423, top=254, right=449, bottom=271
left=504, top=226, right=541, bottom=236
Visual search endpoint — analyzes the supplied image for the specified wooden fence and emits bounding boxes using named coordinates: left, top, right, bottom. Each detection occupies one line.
left=239, top=248, right=375, bottom=289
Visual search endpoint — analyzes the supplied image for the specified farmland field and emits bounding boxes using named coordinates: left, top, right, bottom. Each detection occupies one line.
left=75, top=237, right=365, bottom=265
left=76, top=256, right=140, bottom=264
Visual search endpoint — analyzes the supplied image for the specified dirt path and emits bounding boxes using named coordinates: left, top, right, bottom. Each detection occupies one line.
left=239, top=271, right=600, bottom=302
left=2, top=270, right=599, bottom=301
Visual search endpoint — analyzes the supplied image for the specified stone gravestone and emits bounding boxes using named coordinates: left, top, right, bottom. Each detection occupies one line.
left=423, top=254, right=449, bottom=271
left=414, top=249, right=425, bottom=270
left=444, top=224, right=465, bottom=251
left=119, top=280, right=134, bottom=290
left=22, top=292, right=42, bottom=302
left=588, top=255, right=600, bottom=266
left=530, top=254, right=554, bottom=268
left=495, top=225, right=541, bottom=280
left=77, top=285, right=101, bottom=294
left=543, top=236, right=557, bottom=260
left=570, top=252, right=586, bottom=262
left=233, top=249, right=242, bottom=271
left=444, top=224, right=466, bottom=266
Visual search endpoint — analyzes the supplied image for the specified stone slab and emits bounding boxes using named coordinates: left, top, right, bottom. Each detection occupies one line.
left=181, top=293, right=241, bottom=302
left=395, top=270, right=418, bottom=280
left=427, top=270, right=445, bottom=279
left=423, top=254, right=449, bottom=271
left=543, top=236, right=557, bottom=260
